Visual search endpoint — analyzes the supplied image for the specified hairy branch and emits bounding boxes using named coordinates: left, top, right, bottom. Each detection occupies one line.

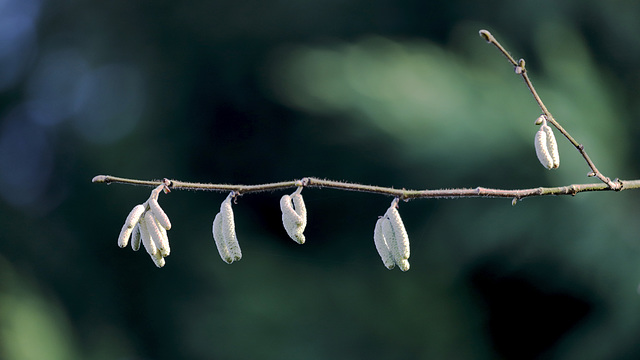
left=92, top=175, right=640, bottom=203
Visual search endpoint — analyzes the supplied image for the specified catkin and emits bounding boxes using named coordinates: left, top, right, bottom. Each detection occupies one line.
left=212, top=212, right=233, bottom=264
left=291, top=191, right=307, bottom=223
left=149, top=197, right=171, bottom=230
left=373, top=200, right=411, bottom=271
left=131, top=224, right=141, bottom=251
left=118, top=204, right=145, bottom=248
left=543, top=124, right=559, bottom=168
left=139, top=216, right=158, bottom=257
left=280, top=191, right=307, bottom=244
left=373, top=217, right=395, bottom=269
left=385, top=206, right=410, bottom=260
left=381, top=215, right=402, bottom=265
left=220, top=195, right=242, bottom=262
left=145, top=211, right=170, bottom=257
left=534, top=119, right=560, bottom=169
left=156, top=219, right=170, bottom=256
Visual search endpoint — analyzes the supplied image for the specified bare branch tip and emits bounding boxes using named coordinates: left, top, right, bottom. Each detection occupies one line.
left=479, top=29, right=493, bottom=42
left=92, top=175, right=108, bottom=183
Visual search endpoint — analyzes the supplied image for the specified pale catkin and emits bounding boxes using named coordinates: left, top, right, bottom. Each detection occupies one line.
left=373, top=217, right=395, bottom=270
left=145, top=212, right=170, bottom=257
left=535, top=120, right=560, bottom=169
left=131, top=223, right=141, bottom=251
left=381, top=214, right=402, bottom=265
left=118, top=204, right=145, bottom=248
left=220, top=195, right=242, bottom=262
left=156, top=219, right=170, bottom=256
left=139, top=216, right=158, bottom=257
left=543, top=124, right=560, bottom=169
left=149, top=197, right=171, bottom=230
left=385, top=206, right=410, bottom=260
left=280, top=193, right=306, bottom=244
left=291, top=191, right=307, bottom=224
left=212, top=212, right=233, bottom=264
left=374, top=200, right=411, bottom=271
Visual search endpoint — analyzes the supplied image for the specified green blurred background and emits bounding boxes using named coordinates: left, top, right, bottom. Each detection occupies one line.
left=2, top=0, right=640, bottom=359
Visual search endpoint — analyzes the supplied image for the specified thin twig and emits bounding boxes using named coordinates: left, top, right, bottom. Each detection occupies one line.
left=92, top=175, right=640, bottom=203
left=93, top=30, right=633, bottom=203
left=478, top=30, right=620, bottom=190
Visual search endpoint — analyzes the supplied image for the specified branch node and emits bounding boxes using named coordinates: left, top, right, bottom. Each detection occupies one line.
left=162, top=178, right=172, bottom=193
left=570, top=185, right=579, bottom=196
left=515, top=58, right=526, bottom=74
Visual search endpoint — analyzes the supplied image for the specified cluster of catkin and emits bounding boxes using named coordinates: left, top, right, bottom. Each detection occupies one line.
left=212, top=193, right=242, bottom=264
left=117, top=184, right=412, bottom=271
left=373, top=199, right=410, bottom=271
left=117, top=182, right=172, bottom=268
left=208, top=188, right=308, bottom=264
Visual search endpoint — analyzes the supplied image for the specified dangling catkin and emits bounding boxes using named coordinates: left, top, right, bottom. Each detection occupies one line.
left=373, top=217, right=395, bottom=270
left=145, top=211, right=170, bottom=257
left=149, top=197, right=171, bottom=230
left=118, top=204, right=145, bottom=248
left=385, top=206, right=410, bottom=260
left=372, top=199, right=411, bottom=271
left=139, top=216, right=158, bottom=257
left=212, top=212, right=233, bottom=264
left=220, top=195, right=242, bottom=262
left=280, top=190, right=307, bottom=244
left=131, top=223, right=141, bottom=251
left=534, top=119, right=560, bottom=169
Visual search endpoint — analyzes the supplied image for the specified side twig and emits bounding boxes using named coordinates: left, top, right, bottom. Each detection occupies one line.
left=479, top=30, right=620, bottom=190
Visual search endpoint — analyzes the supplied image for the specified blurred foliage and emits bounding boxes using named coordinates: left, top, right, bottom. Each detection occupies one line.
left=1, top=0, right=640, bottom=359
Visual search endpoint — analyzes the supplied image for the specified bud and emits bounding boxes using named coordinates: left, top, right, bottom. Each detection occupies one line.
left=479, top=30, right=492, bottom=43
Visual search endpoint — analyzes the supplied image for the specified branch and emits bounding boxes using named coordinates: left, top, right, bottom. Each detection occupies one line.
left=479, top=30, right=620, bottom=190
left=95, top=29, right=638, bottom=270
left=92, top=175, right=640, bottom=203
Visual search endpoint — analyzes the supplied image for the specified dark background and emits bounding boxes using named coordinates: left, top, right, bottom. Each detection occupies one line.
left=2, top=0, right=640, bottom=359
